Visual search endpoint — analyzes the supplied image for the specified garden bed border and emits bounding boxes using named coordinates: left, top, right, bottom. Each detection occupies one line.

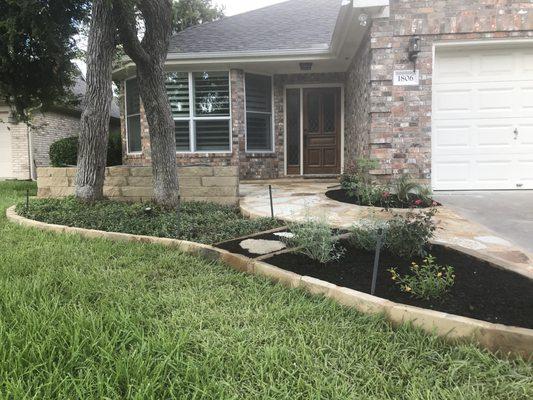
left=6, top=205, right=533, bottom=359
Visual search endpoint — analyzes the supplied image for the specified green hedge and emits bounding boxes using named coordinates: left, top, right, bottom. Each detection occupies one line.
left=49, top=130, right=123, bottom=167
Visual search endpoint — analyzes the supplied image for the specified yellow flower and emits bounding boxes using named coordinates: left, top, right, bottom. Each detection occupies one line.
left=437, top=272, right=442, bottom=277
left=404, top=286, right=412, bottom=292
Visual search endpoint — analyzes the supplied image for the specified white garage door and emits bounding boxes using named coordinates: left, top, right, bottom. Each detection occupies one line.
left=0, top=112, right=13, bottom=179
left=432, top=44, right=533, bottom=190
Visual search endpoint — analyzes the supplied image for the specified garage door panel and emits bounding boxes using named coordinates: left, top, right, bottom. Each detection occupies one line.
left=478, top=52, right=515, bottom=77
left=477, top=124, right=515, bottom=148
left=434, top=53, right=474, bottom=82
left=433, top=159, right=471, bottom=186
left=519, top=87, right=533, bottom=111
left=478, top=87, right=514, bottom=113
left=433, top=123, right=471, bottom=150
left=474, top=160, right=513, bottom=184
left=516, top=122, right=533, bottom=147
left=433, top=87, right=472, bottom=116
left=516, top=159, right=533, bottom=188
left=521, top=52, right=533, bottom=73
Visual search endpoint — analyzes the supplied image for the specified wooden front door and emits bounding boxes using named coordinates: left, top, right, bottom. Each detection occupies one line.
left=303, top=88, right=341, bottom=175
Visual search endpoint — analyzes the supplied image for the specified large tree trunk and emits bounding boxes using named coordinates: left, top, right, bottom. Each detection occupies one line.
left=137, top=62, right=179, bottom=207
left=115, top=0, right=179, bottom=208
left=75, top=0, right=115, bottom=202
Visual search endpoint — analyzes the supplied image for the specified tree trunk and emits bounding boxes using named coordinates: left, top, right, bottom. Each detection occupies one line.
left=138, top=62, right=179, bottom=207
left=75, top=0, right=115, bottom=202
left=115, top=0, right=179, bottom=208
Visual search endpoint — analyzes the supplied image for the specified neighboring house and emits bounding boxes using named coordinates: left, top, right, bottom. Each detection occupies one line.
left=113, top=0, right=533, bottom=190
left=0, top=76, right=120, bottom=180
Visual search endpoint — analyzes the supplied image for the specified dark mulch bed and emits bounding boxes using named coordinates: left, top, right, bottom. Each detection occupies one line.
left=265, top=242, right=533, bottom=329
left=216, top=231, right=290, bottom=258
left=325, top=188, right=440, bottom=209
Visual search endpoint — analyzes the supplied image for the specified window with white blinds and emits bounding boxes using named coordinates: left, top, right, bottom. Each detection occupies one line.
left=245, top=73, right=273, bottom=152
left=165, top=71, right=231, bottom=152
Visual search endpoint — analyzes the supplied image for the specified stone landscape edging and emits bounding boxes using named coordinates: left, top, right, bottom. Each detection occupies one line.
left=6, top=205, right=533, bottom=359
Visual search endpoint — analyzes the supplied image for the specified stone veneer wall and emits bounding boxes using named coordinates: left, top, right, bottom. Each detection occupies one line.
left=37, top=166, right=239, bottom=205
left=366, top=0, right=533, bottom=182
left=344, top=29, right=372, bottom=168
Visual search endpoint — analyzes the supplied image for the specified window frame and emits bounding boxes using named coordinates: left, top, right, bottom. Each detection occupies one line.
left=124, top=76, right=143, bottom=155
left=125, top=71, right=233, bottom=155
left=244, top=72, right=275, bottom=154
left=170, top=70, right=232, bottom=154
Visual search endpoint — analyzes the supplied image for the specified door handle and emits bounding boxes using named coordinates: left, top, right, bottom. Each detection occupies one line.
left=514, top=128, right=519, bottom=140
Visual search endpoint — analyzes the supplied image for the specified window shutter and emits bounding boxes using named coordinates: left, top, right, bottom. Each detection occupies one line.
left=245, top=74, right=272, bottom=152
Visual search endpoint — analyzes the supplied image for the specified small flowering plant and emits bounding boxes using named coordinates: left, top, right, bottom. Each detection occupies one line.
left=388, top=255, right=455, bottom=300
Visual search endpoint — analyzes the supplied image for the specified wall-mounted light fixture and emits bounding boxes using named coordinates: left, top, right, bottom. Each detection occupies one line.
left=358, top=13, right=368, bottom=27
left=408, top=36, right=421, bottom=71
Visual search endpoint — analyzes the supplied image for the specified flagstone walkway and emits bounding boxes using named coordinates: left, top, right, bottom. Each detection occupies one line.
left=240, top=180, right=533, bottom=279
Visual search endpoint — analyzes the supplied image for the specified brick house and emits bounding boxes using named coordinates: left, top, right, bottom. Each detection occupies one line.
left=113, top=0, right=533, bottom=190
left=0, top=76, right=120, bottom=180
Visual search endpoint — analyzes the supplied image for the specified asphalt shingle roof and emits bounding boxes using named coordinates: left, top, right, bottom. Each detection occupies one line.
left=168, top=0, right=344, bottom=54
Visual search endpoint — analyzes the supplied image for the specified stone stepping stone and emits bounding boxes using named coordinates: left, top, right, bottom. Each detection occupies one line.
left=239, top=239, right=286, bottom=255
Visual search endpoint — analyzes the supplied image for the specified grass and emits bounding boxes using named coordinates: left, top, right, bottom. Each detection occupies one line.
left=16, top=196, right=282, bottom=244
left=0, top=181, right=532, bottom=399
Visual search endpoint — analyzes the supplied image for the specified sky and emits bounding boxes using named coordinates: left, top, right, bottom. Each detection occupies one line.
left=74, top=0, right=285, bottom=75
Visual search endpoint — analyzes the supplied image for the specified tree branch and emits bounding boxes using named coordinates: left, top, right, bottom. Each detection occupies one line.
left=113, top=0, right=150, bottom=66
left=137, top=0, right=173, bottom=62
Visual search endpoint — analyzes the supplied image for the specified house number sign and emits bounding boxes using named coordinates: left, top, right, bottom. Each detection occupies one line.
left=393, top=70, right=420, bottom=86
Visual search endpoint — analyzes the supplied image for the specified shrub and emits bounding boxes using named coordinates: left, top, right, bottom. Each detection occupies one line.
left=388, top=255, right=455, bottom=300
left=385, top=208, right=437, bottom=258
left=106, top=130, right=123, bottom=166
left=287, top=218, right=345, bottom=264
left=49, top=136, right=78, bottom=167
left=349, top=217, right=388, bottom=252
left=393, top=175, right=422, bottom=204
left=340, top=158, right=379, bottom=197
left=349, top=208, right=437, bottom=258
left=49, top=131, right=123, bottom=167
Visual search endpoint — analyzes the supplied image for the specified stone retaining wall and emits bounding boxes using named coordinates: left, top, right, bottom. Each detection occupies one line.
left=36, top=166, right=239, bottom=205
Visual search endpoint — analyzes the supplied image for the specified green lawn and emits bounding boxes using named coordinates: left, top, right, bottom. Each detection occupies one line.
left=0, top=181, right=531, bottom=399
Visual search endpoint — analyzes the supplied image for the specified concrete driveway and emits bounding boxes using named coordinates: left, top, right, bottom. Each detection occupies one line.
left=433, top=191, right=533, bottom=253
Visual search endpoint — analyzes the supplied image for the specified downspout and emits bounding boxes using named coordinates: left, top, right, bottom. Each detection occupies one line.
left=26, top=124, right=36, bottom=180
